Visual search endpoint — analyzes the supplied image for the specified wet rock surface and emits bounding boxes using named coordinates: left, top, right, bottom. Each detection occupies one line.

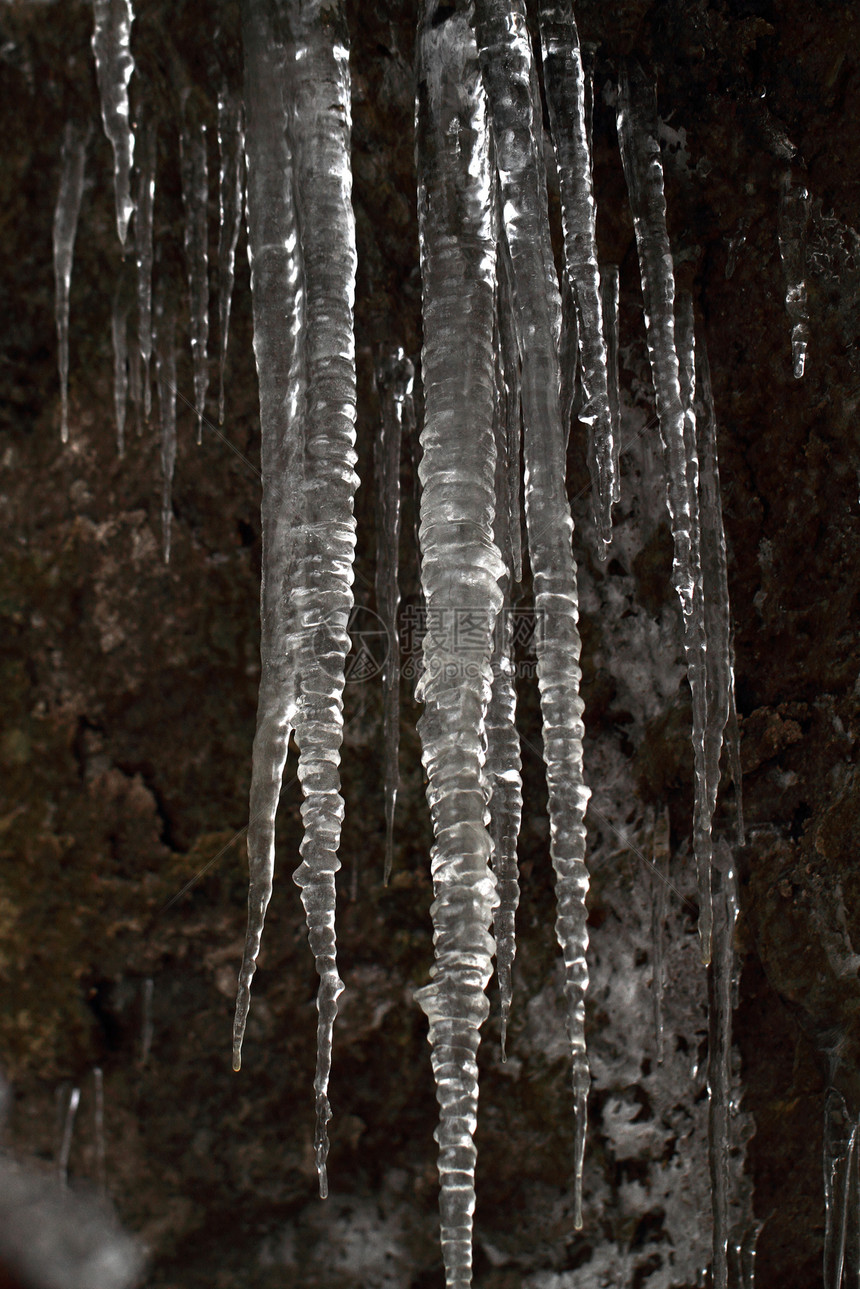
left=0, top=1, right=857, bottom=1286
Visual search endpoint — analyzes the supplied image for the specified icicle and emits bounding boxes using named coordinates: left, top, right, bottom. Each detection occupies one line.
left=824, top=1087, right=860, bottom=1289
left=777, top=173, right=811, bottom=379
left=135, top=119, right=156, bottom=421
left=93, top=1066, right=106, bottom=1192
left=233, top=0, right=306, bottom=1078
left=496, top=235, right=523, bottom=585
left=559, top=269, right=579, bottom=454
left=538, top=0, right=615, bottom=554
left=180, top=120, right=210, bottom=442
left=91, top=0, right=135, bottom=246
left=414, top=5, right=504, bottom=1284
left=600, top=263, right=621, bottom=503
left=616, top=64, right=712, bottom=964
left=374, top=348, right=412, bottom=883
left=57, top=1085, right=80, bottom=1188
left=476, top=0, right=592, bottom=1229
left=111, top=278, right=129, bottom=457
left=140, top=975, right=154, bottom=1064
left=153, top=288, right=177, bottom=563
left=53, top=121, right=89, bottom=445
left=235, top=0, right=359, bottom=1204
left=708, top=840, right=740, bottom=1289
left=694, top=326, right=741, bottom=846
left=217, top=88, right=245, bottom=426
left=487, top=313, right=523, bottom=1059
left=650, top=805, right=670, bottom=1064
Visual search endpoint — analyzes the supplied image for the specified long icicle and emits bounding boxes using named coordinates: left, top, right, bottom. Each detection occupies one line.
left=487, top=305, right=523, bottom=1059
left=217, top=88, right=245, bottom=426
left=180, top=119, right=210, bottom=443
left=476, top=0, right=592, bottom=1229
left=777, top=172, right=811, bottom=380
left=135, top=118, right=156, bottom=422
left=374, top=348, right=412, bottom=884
left=91, top=0, right=135, bottom=246
left=538, top=0, right=615, bottom=554
left=53, top=121, right=90, bottom=445
left=600, top=263, right=621, bottom=503
left=153, top=285, right=177, bottom=564
left=616, top=63, right=712, bottom=963
left=414, top=5, right=504, bottom=1284
left=708, top=839, right=740, bottom=1289
left=233, top=0, right=306, bottom=1074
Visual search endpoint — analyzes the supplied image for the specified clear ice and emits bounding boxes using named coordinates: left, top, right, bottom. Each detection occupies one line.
left=180, top=120, right=210, bottom=442
left=217, top=88, right=245, bottom=426
left=777, top=173, right=811, bottom=379
left=234, top=0, right=359, bottom=1204
left=538, top=0, right=615, bottom=553
left=617, top=64, right=712, bottom=964
left=53, top=121, right=89, bottom=444
left=374, top=348, right=413, bottom=884
left=135, top=119, right=156, bottom=421
left=414, top=5, right=503, bottom=1283
left=91, top=0, right=136, bottom=246
left=476, top=0, right=592, bottom=1229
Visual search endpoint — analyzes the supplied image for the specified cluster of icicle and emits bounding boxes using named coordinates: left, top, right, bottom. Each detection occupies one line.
left=53, top=0, right=758, bottom=1286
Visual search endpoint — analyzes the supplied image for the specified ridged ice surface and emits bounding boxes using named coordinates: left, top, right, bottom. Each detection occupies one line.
left=824, top=1086, right=860, bottom=1289
left=538, top=0, right=615, bottom=554
left=694, top=327, right=739, bottom=846
left=135, top=119, right=156, bottom=422
left=777, top=173, right=811, bottom=379
left=53, top=121, right=89, bottom=444
left=180, top=121, right=210, bottom=442
left=495, top=235, right=523, bottom=584
left=91, top=0, right=135, bottom=246
left=617, top=64, right=712, bottom=963
left=708, top=841, right=740, bottom=1289
left=600, top=263, right=621, bottom=503
left=217, top=89, right=245, bottom=426
left=475, top=0, right=591, bottom=1228
left=414, top=5, right=504, bottom=1284
left=234, top=0, right=358, bottom=1203
left=487, top=323, right=523, bottom=1057
left=374, top=348, right=413, bottom=883
left=153, top=290, right=177, bottom=563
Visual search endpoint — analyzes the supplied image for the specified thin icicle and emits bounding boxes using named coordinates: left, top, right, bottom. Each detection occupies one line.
left=777, top=173, right=811, bottom=379
left=476, top=0, right=591, bottom=1229
left=600, top=263, right=621, bottom=503
left=53, top=121, right=89, bottom=445
left=57, top=1086, right=80, bottom=1188
left=538, top=0, right=615, bottom=554
left=153, top=288, right=177, bottom=563
left=616, top=63, right=712, bottom=964
left=217, top=88, right=245, bottom=426
left=414, top=5, right=503, bottom=1284
left=135, top=119, right=156, bottom=421
left=235, top=0, right=358, bottom=1205
left=559, top=269, right=579, bottom=454
left=487, top=317, right=522, bottom=1059
left=180, top=120, right=210, bottom=442
left=111, top=277, right=129, bottom=456
left=708, top=840, right=740, bottom=1289
left=92, top=0, right=135, bottom=246
left=694, top=325, right=740, bottom=846
left=650, top=805, right=670, bottom=1064
left=374, top=348, right=412, bottom=884
left=824, top=1087, right=860, bottom=1289
left=93, top=1067, right=106, bottom=1193
left=496, top=236, right=523, bottom=585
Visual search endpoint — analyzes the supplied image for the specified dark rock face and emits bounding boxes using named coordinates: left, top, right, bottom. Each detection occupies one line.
left=0, top=2, right=857, bottom=1287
